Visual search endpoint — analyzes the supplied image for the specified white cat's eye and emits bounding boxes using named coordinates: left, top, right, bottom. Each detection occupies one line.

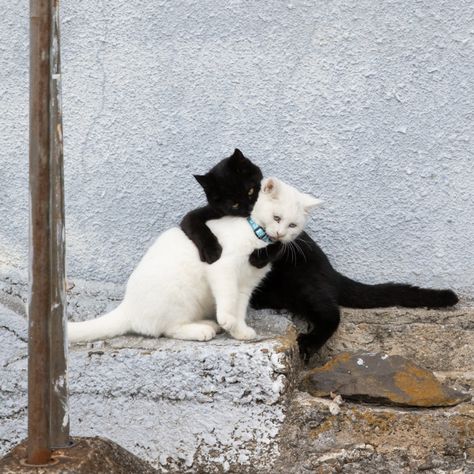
left=232, top=203, right=239, bottom=209
left=248, top=188, right=254, bottom=196
left=289, top=223, right=297, bottom=228
left=273, top=216, right=281, bottom=223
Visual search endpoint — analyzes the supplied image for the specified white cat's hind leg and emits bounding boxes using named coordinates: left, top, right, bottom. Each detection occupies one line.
left=165, top=322, right=217, bottom=341
left=200, top=319, right=223, bottom=333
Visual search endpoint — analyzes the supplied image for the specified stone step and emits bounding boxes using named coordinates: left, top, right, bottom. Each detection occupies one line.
left=293, top=306, right=474, bottom=473
left=276, top=391, right=474, bottom=474
left=0, top=304, right=300, bottom=473
left=1, top=283, right=472, bottom=472
left=313, top=306, right=474, bottom=379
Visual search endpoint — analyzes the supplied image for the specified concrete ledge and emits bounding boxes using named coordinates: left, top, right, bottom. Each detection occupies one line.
left=0, top=305, right=300, bottom=473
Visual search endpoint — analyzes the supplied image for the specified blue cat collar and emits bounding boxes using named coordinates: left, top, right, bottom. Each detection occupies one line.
left=247, top=217, right=273, bottom=244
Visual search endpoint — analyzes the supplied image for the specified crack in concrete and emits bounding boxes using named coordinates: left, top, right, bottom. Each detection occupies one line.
left=0, top=407, right=27, bottom=422
left=0, top=325, right=27, bottom=343
left=2, top=354, right=28, bottom=368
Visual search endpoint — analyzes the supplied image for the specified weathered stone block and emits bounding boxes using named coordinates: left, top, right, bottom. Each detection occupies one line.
left=276, top=391, right=474, bottom=474
left=301, top=352, right=470, bottom=407
left=0, top=304, right=299, bottom=473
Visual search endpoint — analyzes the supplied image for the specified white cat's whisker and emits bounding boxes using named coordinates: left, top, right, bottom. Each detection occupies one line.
left=288, top=241, right=295, bottom=264
left=293, top=240, right=307, bottom=263
left=298, top=236, right=313, bottom=250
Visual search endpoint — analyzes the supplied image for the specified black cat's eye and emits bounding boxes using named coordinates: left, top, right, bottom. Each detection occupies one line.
left=289, top=223, right=297, bottom=228
left=273, top=216, right=281, bottom=223
left=232, top=203, right=239, bottom=209
left=248, top=188, right=254, bottom=196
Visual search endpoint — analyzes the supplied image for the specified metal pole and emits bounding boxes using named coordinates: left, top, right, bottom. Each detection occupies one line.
left=49, top=0, right=70, bottom=448
left=28, top=0, right=52, bottom=465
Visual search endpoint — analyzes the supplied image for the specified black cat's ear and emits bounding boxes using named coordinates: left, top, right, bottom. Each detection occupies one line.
left=231, top=148, right=245, bottom=161
left=193, top=174, right=212, bottom=190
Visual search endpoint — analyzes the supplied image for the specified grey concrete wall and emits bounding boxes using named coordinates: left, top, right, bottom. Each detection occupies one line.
left=1, top=1, right=473, bottom=296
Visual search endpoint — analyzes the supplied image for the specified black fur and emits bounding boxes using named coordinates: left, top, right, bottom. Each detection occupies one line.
left=181, top=151, right=459, bottom=360
left=181, top=149, right=263, bottom=263
left=250, top=232, right=458, bottom=359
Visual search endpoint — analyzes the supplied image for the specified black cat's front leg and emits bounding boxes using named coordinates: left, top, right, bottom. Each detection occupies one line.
left=297, top=290, right=341, bottom=362
left=249, top=242, right=283, bottom=269
left=197, top=234, right=223, bottom=264
left=181, top=206, right=223, bottom=264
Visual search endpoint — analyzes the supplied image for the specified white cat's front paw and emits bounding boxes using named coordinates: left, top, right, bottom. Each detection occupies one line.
left=230, top=324, right=257, bottom=341
left=217, top=314, right=237, bottom=333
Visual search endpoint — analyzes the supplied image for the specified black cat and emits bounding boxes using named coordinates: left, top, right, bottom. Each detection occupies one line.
left=181, top=149, right=459, bottom=359
left=181, top=149, right=263, bottom=263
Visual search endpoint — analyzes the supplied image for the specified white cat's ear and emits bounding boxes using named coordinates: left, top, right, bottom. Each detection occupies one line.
left=301, top=193, right=323, bottom=213
left=262, top=177, right=279, bottom=197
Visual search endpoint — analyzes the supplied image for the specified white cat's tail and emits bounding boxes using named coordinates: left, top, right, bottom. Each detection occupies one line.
left=68, top=305, right=131, bottom=343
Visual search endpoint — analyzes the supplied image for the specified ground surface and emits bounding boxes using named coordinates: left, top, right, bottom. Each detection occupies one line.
left=0, top=281, right=472, bottom=472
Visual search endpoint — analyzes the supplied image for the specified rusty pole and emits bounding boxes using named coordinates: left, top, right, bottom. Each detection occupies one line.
left=49, top=0, right=70, bottom=449
left=28, top=0, right=53, bottom=464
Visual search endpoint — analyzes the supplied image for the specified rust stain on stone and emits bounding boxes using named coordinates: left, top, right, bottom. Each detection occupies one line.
left=275, top=326, right=298, bottom=353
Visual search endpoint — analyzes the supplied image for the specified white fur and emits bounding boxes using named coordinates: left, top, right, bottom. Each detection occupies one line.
left=68, top=178, right=320, bottom=343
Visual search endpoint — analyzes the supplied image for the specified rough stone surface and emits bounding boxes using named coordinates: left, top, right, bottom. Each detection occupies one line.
left=0, top=301, right=299, bottom=473
left=301, top=352, right=470, bottom=407
left=0, top=437, right=157, bottom=474
left=1, top=1, right=474, bottom=298
left=276, top=391, right=474, bottom=474
left=2, top=286, right=473, bottom=472
left=314, top=306, right=474, bottom=377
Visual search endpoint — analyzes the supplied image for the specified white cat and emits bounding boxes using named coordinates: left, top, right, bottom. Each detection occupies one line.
left=68, top=177, right=320, bottom=343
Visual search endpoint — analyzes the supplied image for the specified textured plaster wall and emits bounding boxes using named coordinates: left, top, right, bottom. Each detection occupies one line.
left=1, top=1, right=473, bottom=296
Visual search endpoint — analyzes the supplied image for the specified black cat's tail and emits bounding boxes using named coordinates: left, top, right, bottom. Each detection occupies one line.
left=337, top=275, right=459, bottom=309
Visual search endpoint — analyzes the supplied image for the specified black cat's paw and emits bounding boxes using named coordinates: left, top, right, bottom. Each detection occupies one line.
left=199, top=241, right=223, bottom=264
left=267, top=241, right=283, bottom=258
left=297, top=333, right=316, bottom=363
left=249, top=242, right=283, bottom=268
left=249, top=249, right=269, bottom=269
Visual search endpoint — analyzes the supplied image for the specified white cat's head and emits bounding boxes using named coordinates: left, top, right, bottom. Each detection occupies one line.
left=251, top=177, right=322, bottom=243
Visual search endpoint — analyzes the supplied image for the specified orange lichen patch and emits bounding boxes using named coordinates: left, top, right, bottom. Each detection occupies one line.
left=349, top=409, right=398, bottom=436
left=394, top=365, right=458, bottom=406
left=316, top=352, right=352, bottom=370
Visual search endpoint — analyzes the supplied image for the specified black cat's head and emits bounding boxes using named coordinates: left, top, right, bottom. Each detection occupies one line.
left=194, top=149, right=263, bottom=217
